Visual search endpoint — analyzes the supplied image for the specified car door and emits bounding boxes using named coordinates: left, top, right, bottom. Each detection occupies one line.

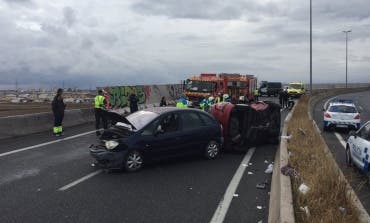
left=351, top=122, right=370, bottom=170
left=137, top=112, right=182, bottom=160
left=179, top=111, right=210, bottom=155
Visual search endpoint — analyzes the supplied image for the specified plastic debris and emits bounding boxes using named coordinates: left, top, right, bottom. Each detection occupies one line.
left=339, top=206, right=347, bottom=215
left=248, top=172, right=254, bottom=175
left=264, top=160, right=268, bottom=163
left=281, top=135, right=292, bottom=140
left=242, top=164, right=248, bottom=167
left=256, top=183, right=266, bottom=189
left=233, top=194, right=239, bottom=197
left=37, top=188, right=41, bottom=192
left=188, top=187, right=193, bottom=190
left=281, top=164, right=300, bottom=179
left=91, top=163, right=96, bottom=167
left=300, top=206, right=310, bottom=217
left=299, top=128, right=307, bottom=135
left=298, top=183, right=309, bottom=195
left=257, top=206, right=263, bottom=209
left=265, top=164, right=273, bottom=174
left=258, top=221, right=263, bottom=223
left=249, top=162, right=253, bottom=166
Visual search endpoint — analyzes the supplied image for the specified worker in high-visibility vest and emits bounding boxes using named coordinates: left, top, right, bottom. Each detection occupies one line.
left=51, top=88, right=66, bottom=136
left=254, top=89, right=259, bottom=101
left=176, top=95, right=188, bottom=108
left=94, top=90, right=108, bottom=136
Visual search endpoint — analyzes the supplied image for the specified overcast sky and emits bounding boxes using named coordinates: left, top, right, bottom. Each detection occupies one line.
left=0, top=0, right=369, bottom=89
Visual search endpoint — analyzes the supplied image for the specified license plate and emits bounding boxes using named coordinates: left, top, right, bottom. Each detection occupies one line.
left=336, top=124, right=347, bottom=128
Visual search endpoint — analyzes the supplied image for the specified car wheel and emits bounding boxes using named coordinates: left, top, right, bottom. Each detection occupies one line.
left=345, top=145, right=352, bottom=167
left=123, top=150, right=143, bottom=172
left=204, top=140, right=220, bottom=159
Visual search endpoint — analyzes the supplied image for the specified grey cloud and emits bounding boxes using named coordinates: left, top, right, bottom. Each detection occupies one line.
left=63, top=6, right=76, bottom=27
left=132, top=0, right=283, bottom=20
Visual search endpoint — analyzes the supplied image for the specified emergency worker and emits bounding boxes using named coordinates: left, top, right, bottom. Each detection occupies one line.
left=254, top=89, right=259, bottom=101
left=208, top=96, right=215, bottom=106
left=199, top=97, right=208, bottom=111
left=129, top=93, right=139, bottom=113
left=52, top=88, right=66, bottom=136
left=223, top=94, right=230, bottom=102
left=176, top=95, right=188, bottom=108
left=94, top=90, right=108, bottom=136
left=215, top=93, right=223, bottom=103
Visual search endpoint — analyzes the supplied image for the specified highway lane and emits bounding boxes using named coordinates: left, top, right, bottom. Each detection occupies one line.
left=0, top=97, right=287, bottom=223
left=313, top=91, right=370, bottom=213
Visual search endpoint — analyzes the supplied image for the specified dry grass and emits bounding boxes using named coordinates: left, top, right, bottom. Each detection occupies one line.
left=287, top=95, right=359, bottom=223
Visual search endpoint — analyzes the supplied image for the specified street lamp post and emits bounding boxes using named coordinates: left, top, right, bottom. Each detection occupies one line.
left=310, top=0, right=312, bottom=94
left=343, top=30, right=351, bottom=88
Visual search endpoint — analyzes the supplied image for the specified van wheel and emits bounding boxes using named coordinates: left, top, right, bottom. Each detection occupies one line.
left=204, top=141, right=220, bottom=159
left=345, top=146, right=352, bottom=167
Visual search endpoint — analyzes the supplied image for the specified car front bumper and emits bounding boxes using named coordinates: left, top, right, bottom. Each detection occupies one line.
left=90, top=144, right=127, bottom=169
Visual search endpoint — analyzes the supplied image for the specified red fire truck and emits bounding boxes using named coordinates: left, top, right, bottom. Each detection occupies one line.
left=185, top=73, right=257, bottom=106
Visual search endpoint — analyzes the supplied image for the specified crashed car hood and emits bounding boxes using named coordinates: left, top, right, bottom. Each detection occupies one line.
left=104, top=110, right=136, bottom=130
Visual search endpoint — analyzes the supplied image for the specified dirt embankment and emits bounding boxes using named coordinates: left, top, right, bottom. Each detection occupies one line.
left=0, top=103, right=92, bottom=117
left=287, top=95, right=359, bottom=223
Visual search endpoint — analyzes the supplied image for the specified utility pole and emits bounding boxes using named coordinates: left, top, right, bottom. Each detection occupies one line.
left=343, top=30, right=351, bottom=88
left=309, top=0, right=312, bottom=94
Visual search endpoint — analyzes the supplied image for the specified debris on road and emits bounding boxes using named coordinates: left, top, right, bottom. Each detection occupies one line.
left=91, top=163, right=96, bottom=167
left=339, top=206, right=347, bottom=215
left=300, top=206, right=310, bottom=217
left=248, top=171, right=254, bottom=175
left=298, top=183, right=309, bottom=195
left=249, top=162, right=253, bottom=166
left=281, top=164, right=300, bottom=179
left=242, top=164, right=248, bottom=167
left=264, top=160, right=268, bottom=163
left=256, top=183, right=267, bottom=189
left=257, top=206, right=263, bottom=210
left=264, top=164, right=273, bottom=174
left=233, top=193, right=239, bottom=197
left=298, top=127, right=307, bottom=135
left=281, top=135, right=292, bottom=140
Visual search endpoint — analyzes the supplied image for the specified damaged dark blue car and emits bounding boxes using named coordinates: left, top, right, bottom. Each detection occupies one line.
left=90, top=107, right=223, bottom=172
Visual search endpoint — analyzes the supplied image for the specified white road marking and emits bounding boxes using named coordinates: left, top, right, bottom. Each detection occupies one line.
left=210, top=147, right=256, bottom=223
left=334, top=132, right=347, bottom=149
left=0, top=130, right=99, bottom=158
left=58, top=170, right=103, bottom=191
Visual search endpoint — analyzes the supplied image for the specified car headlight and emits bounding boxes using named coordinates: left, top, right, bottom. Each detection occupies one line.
left=105, top=140, right=119, bottom=150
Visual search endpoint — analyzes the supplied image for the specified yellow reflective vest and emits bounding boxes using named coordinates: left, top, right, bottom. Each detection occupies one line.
left=94, top=95, right=105, bottom=109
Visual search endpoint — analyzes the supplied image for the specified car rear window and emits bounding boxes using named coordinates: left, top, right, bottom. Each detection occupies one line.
left=329, top=105, right=357, bottom=113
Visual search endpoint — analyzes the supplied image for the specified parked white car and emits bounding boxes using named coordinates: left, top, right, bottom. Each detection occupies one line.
left=346, top=121, right=370, bottom=176
left=323, top=99, right=360, bottom=131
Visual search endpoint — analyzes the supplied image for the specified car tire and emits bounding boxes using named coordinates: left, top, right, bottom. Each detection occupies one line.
left=123, top=150, right=144, bottom=172
left=204, top=140, right=220, bottom=160
left=345, top=145, right=352, bottom=167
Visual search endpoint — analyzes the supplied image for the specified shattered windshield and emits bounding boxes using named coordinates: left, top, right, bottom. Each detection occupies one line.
left=186, top=80, right=216, bottom=92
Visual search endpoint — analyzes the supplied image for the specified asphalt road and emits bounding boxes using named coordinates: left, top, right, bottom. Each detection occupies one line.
left=312, top=91, right=370, bottom=213
left=0, top=97, right=289, bottom=223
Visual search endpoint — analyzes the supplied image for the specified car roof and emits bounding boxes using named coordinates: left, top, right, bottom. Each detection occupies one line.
left=329, top=98, right=355, bottom=107
left=143, top=107, right=203, bottom=115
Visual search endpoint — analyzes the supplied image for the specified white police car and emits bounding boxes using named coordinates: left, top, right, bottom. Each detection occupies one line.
left=346, top=121, right=370, bottom=177
left=323, top=99, right=360, bottom=131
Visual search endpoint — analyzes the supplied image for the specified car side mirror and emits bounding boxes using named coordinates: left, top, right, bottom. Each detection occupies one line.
left=349, top=130, right=357, bottom=137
